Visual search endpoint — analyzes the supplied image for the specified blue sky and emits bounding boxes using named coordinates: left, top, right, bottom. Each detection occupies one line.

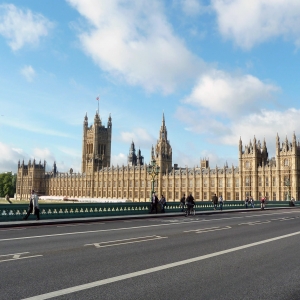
left=1, top=0, right=300, bottom=173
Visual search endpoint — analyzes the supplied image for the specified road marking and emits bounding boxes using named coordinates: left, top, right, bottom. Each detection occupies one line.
left=22, top=230, right=300, bottom=300
left=3, top=211, right=300, bottom=242
left=196, top=226, right=231, bottom=233
left=238, top=221, right=271, bottom=226
left=56, top=223, right=105, bottom=227
left=84, top=235, right=167, bottom=248
left=0, top=252, right=29, bottom=257
left=184, top=227, right=219, bottom=233
left=0, top=252, right=43, bottom=263
left=248, top=221, right=271, bottom=225
left=0, top=228, right=25, bottom=231
left=0, top=255, right=43, bottom=263
left=245, top=211, right=296, bottom=218
left=279, top=217, right=295, bottom=221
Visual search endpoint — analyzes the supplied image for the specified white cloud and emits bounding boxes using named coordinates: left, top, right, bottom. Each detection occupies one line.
left=20, top=65, right=36, bottom=82
left=32, top=148, right=55, bottom=163
left=0, top=144, right=81, bottom=174
left=120, top=128, right=155, bottom=148
left=0, top=142, right=26, bottom=172
left=0, top=4, right=53, bottom=51
left=178, top=107, right=300, bottom=158
left=183, top=69, right=279, bottom=118
left=212, top=0, right=300, bottom=49
left=67, top=0, right=203, bottom=93
left=111, top=153, right=127, bottom=166
left=219, top=108, right=300, bottom=149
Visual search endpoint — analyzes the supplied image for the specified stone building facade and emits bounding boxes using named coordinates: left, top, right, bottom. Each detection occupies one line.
left=16, top=111, right=300, bottom=201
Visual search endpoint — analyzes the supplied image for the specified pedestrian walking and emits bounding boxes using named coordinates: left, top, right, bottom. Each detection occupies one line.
left=160, top=194, right=167, bottom=213
left=23, top=190, right=40, bottom=220
left=250, top=196, right=254, bottom=208
left=150, top=192, right=159, bottom=214
left=185, top=193, right=195, bottom=216
left=219, top=195, right=223, bottom=211
left=212, top=193, right=218, bottom=210
left=180, top=194, right=186, bottom=212
left=260, top=196, right=266, bottom=210
left=245, top=196, right=249, bottom=208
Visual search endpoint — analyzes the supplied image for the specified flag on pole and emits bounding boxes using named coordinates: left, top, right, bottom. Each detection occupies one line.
left=96, top=95, right=100, bottom=114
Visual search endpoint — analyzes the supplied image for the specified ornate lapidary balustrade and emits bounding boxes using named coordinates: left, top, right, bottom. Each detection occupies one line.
left=0, top=200, right=296, bottom=222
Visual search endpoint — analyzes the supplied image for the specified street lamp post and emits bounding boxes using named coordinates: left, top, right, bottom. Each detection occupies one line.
left=147, top=159, right=160, bottom=201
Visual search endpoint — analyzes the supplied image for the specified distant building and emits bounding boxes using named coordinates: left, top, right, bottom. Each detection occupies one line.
left=16, top=110, right=300, bottom=201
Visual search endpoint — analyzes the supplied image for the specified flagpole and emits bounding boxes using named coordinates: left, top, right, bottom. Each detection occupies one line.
left=96, top=96, right=100, bottom=114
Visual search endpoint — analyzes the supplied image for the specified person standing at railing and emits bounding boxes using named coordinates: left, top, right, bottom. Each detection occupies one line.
left=212, top=194, right=218, bottom=210
left=218, top=195, right=223, bottom=211
left=160, top=195, right=166, bottom=213
left=180, top=194, right=186, bottom=212
left=260, top=196, right=266, bottom=210
left=185, top=193, right=195, bottom=216
left=23, top=190, right=40, bottom=220
left=150, top=192, right=159, bottom=214
left=245, top=196, right=249, bottom=208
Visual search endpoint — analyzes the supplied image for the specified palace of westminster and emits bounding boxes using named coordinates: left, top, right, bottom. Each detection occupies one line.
left=16, top=110, right=300, bottom=201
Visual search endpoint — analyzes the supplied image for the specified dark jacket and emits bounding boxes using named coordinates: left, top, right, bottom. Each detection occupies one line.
left=152, top=195, right=159, bottom=204
left=186, top=195, right=195, bottom=205
left=212, top=195, right=218, bottom=204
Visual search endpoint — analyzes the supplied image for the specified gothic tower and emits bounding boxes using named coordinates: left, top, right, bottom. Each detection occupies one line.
left=16, top=159, right=46, bottom=199
left=81, top=111, right=112, bottom=173
left=154, top=113, right=172, bottom=174
left=128, top=141, right=144, bottom=166
left=238, top=136, right=270, bottom=200
left=276, top=133, right=300, bottom=199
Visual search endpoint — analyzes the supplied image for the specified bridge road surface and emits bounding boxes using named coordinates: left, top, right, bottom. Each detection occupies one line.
left=1, top=209, right=300, bottom=300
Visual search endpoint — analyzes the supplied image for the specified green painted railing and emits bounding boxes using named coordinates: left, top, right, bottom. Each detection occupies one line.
left=0, top=201, right=298, bottom=222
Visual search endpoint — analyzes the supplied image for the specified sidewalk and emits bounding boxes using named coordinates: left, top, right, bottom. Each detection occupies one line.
left=1, top=206, right=297, bottom=228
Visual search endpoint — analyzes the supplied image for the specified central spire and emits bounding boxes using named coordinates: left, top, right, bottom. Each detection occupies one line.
left=160, top=112, right=167, bottom=140
left=154, top=112, right=172, bottom=173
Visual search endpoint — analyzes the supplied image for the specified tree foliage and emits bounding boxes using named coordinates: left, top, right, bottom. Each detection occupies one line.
left=0, top=172, right=16, bottom=197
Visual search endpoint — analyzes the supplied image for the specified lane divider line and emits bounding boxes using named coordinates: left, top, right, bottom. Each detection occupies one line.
left=85, top=235, right=167, bottom=248
left=0, top=252, right=29, bottom=257
left=0, top=255, right=43, bottom=263
left=184, top=227, right=219, bottom=233
left=248, top=221, right=271, bottom=225
left=196, top=226, right=231, bottom=233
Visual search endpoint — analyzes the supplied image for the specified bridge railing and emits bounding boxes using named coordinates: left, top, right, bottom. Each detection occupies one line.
left=0, top=200, right=298, bottom=222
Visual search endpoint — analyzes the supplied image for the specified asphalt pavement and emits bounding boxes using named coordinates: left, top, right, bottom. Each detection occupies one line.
left=1, top=208, right=300, bottom=300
